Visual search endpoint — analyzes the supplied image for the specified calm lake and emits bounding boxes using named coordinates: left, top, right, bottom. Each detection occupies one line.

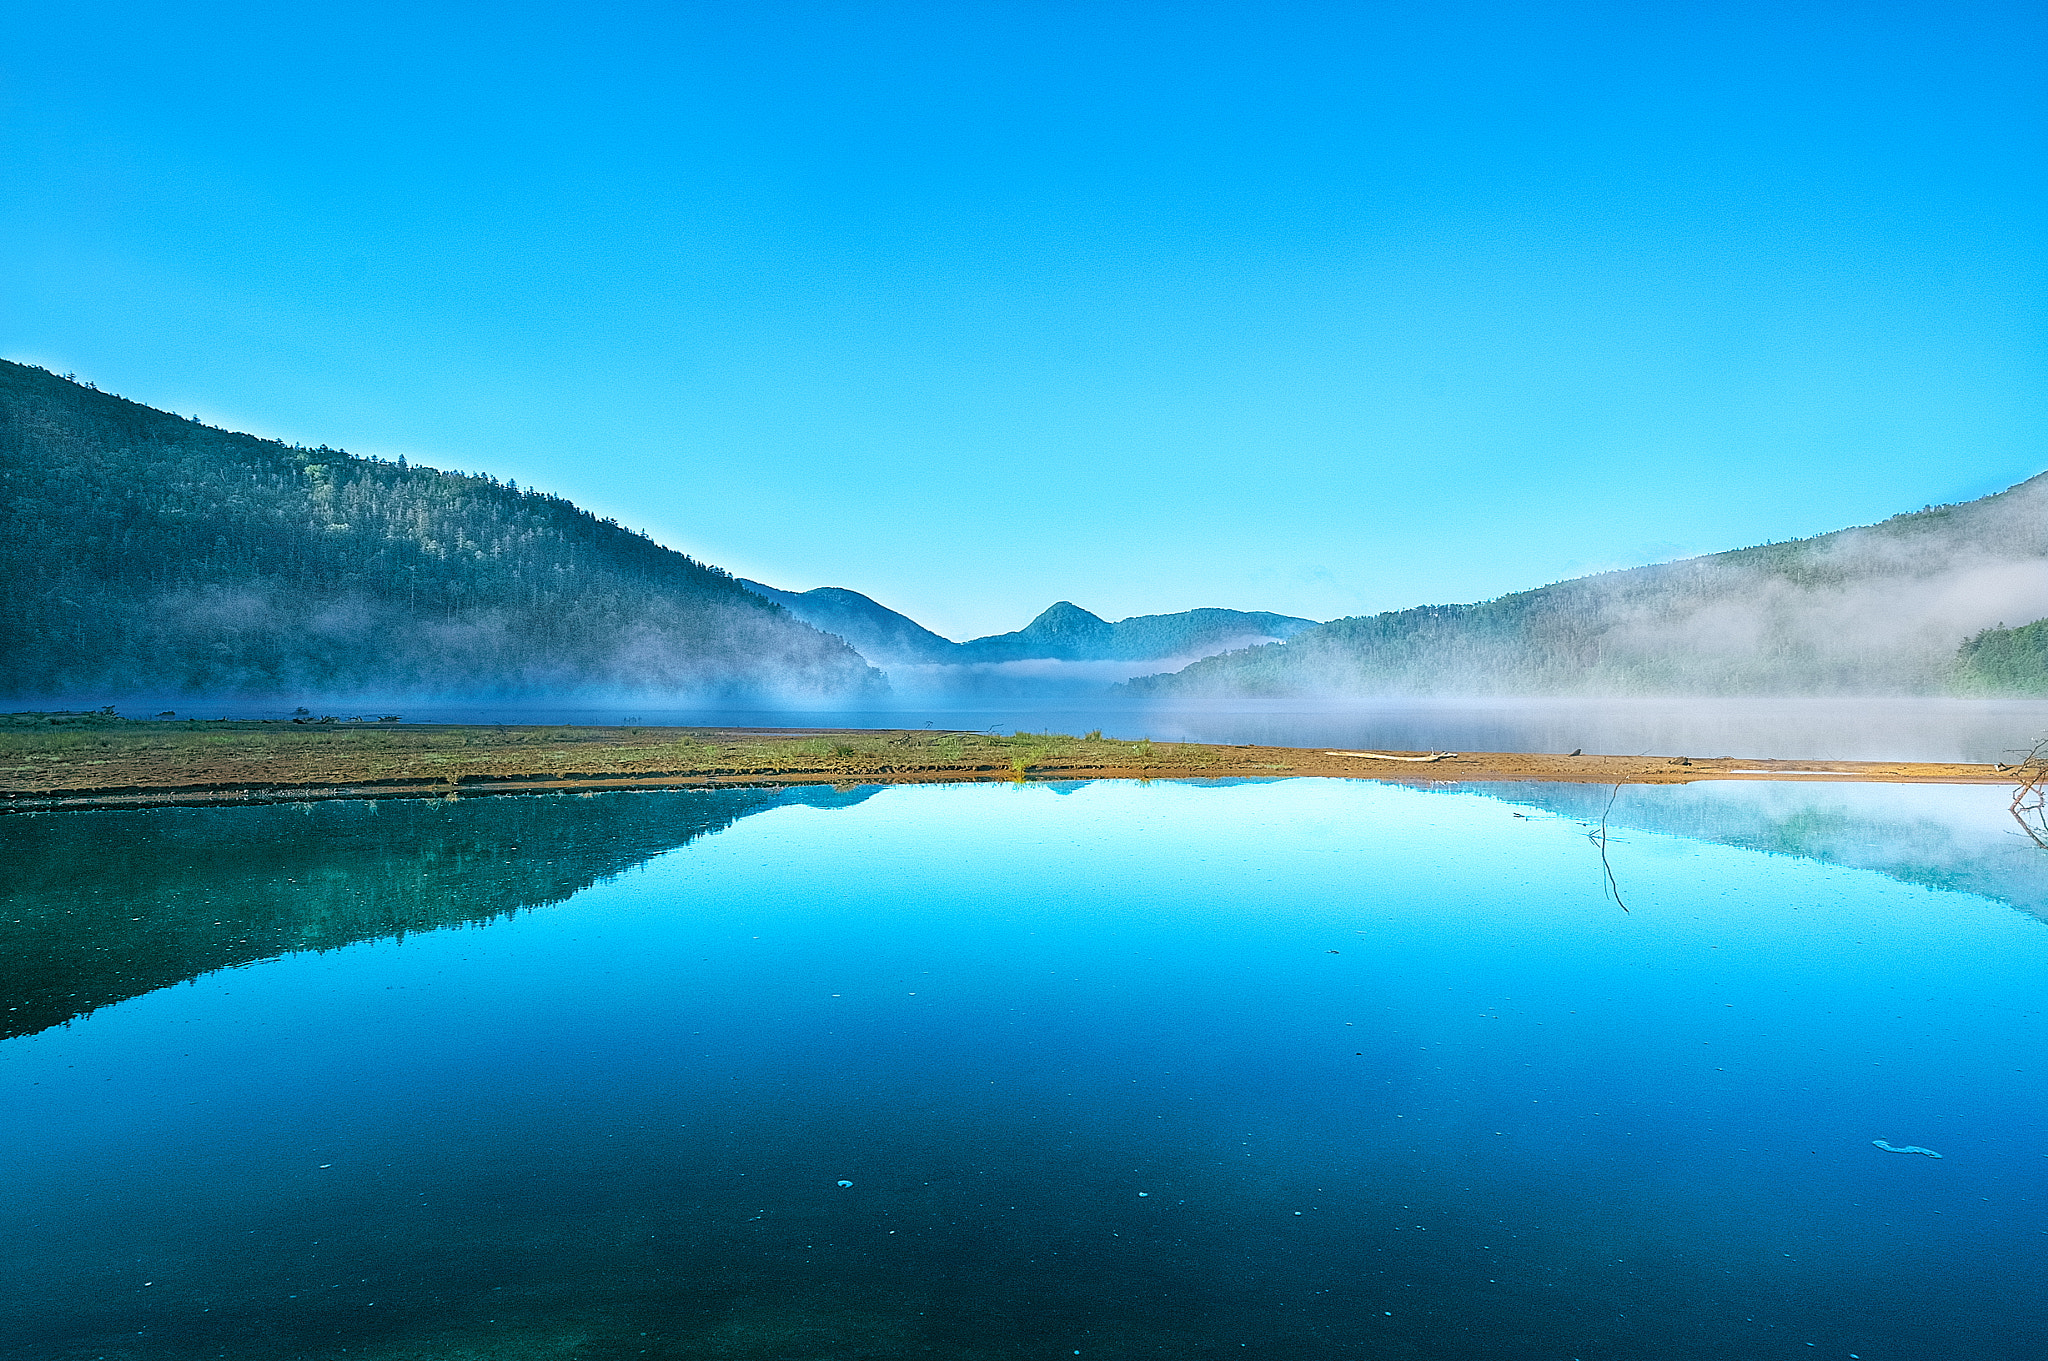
left=4, top=777, right=2044, bottom=1360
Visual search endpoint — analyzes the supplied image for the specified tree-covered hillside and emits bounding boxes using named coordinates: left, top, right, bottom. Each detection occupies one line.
left=0, top=362, right=881, bottom=701
left=1955, top=620, right=2048, bottom=695
left=1128, top=474, right=2048, bottom=698
left=738, top=579, right=961, bottom=664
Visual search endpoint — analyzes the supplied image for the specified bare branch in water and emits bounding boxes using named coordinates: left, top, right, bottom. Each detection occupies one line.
left=1589, top=781, right=1630, bottom=913
left=2008, top=737, right=2048, bottom=850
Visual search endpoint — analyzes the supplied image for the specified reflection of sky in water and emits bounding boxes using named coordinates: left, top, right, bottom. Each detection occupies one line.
left=2, top=779, right=2043, bottom=1360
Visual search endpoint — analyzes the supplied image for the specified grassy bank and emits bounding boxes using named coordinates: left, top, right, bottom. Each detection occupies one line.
left=0, top=712, right=2013, bottom=812
left=0, top=713, right=1252, bottom=796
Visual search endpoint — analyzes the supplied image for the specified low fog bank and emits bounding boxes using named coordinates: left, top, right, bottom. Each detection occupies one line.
left=20, top=584, right=887, bottom=703
left=878, top=653, right=1254, bottom=697
left=1480, top=780, right=2048, bottom=925
left=40, top=692, right=1188, bottom=735
left=1129, top=697, right=2048, bottom=764
left=57, top=694, right=2048, bottom=766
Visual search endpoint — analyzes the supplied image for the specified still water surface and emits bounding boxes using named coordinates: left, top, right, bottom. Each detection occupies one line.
left=3, top=779, right=2044, bottom=1359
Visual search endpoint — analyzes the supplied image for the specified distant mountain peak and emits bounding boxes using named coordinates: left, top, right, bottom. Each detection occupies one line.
left=735, top=580, right=960, bottom=665
left=1019, top=602, right=1114, bottom=639
left=740, top=582, right=1320, bottom=669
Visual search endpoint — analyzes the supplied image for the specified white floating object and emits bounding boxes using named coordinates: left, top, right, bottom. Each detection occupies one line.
left=837, top=1180, right=854, bottom=1187
left=1873, top=1140, right=1942, bottom=1158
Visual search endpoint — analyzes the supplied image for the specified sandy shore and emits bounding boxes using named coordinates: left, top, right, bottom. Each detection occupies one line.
left=0, top=721, right=2019, bottom=814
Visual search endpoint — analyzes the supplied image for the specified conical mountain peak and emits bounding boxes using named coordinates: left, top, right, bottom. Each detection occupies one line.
left=1025, top=602, right=1112, bottom=634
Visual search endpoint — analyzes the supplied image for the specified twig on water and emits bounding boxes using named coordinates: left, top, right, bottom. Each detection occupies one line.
left=1588, top=781, right=1629, bottom=912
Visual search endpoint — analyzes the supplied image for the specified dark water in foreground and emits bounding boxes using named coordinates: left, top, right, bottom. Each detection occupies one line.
left=3, top=780, right=2044, bottom=1359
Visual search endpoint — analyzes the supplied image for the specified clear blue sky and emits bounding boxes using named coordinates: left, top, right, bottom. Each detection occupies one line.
left=5, top=1, right=2043, bottom=639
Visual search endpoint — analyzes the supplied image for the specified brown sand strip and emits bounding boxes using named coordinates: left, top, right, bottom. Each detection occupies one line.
left=0, top=728, right=2017, bottom=815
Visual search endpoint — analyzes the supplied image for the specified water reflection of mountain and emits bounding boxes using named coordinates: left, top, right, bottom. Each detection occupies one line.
left=1476, top=780, right=2048, bottom=923
left=0, top=786, right=880, bottom=1041
left=14, top=777, right=2045, bottom=1044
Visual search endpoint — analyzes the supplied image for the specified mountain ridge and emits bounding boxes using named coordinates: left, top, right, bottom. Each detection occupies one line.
left=734, top=580, right=1319, bottom=666
left=736, top=580, right=963, bottom=664
left=1126, top=474, right=2048, bottom=697
left=0, top=362, right=881, bottom=701
left=954, top=601, right=1320, bottom=663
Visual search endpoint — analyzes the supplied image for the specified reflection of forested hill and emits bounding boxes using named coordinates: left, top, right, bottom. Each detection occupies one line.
left=0, top=787, right=877, bottom=1040
left=17, top=778, right=2040, bottom=1044
left=0, top=362, right=880, bottom=701
left=1478, top=781, right=2048, bottom=923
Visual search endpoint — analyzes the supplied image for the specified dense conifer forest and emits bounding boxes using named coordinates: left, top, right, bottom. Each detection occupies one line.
left=0, top=362, right=881, bottom=701
left=1955, top=619, right=2048, bottom=695
left=1130, top=473, right=2048, bottom=697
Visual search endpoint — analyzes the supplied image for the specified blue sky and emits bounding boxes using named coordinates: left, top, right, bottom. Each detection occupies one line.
left=5, top=1, right=2043, bottom=639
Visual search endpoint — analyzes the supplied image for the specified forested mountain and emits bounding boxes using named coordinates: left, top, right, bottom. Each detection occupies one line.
left=738, top=581, right=1318, bottom=666
left=953, top=601, right=1320, bottom=663
left=1128, top=474, right=2048, bottom=698
left=737, top=580, right=961, bottom=664
left=0, top=363, right=880, bottom=701
left=1956, top=620, right=2048, bottom=695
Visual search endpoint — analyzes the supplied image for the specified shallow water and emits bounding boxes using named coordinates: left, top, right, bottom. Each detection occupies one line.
left=3, top=779, right=2044, bottom=1360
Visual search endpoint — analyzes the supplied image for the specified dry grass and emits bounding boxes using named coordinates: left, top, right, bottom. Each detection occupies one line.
left=0, top=716, right=1248, bottom=793
left=1, top=713, right=2011, bottom=809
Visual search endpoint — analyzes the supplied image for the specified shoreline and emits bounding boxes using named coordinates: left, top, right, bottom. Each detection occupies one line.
left=0, top=721, right=2019, bottom=814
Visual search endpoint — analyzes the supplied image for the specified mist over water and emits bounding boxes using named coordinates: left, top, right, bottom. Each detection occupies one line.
left=84, top=695, right=2048, bottom=765
left=879, top=653, right=1249, bottom=695
left=1130, top=696, right=2048, bottom=765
